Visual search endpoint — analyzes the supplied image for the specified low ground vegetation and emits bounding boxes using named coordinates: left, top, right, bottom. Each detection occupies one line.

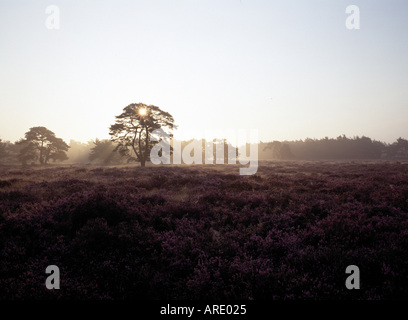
left=0, top=161, right=407, bottom=299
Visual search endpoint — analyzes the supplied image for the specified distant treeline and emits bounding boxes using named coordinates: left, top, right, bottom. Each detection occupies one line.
left=259, top=135, right=408, bottom=160
left=1, top=135, right=408, bottom=165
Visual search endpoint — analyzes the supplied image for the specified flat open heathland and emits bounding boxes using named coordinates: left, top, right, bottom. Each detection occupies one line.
left=1, top=161, right=408, bottom=299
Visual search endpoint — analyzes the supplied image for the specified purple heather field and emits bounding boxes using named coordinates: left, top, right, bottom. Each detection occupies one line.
left=0, top=161, right=407, bottom=300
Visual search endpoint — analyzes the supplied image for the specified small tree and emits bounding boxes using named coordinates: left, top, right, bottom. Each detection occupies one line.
left=264, top=141, right=294, bottom=159
left=89, top=139, right=123, bottom=164
left=18, top=127, right=69, bottom=165
left=388, top=137, right=408, bottom=159
left=109, top=103, right=176, bottom=167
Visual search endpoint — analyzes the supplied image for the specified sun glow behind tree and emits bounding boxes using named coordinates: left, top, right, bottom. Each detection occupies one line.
left=109, top=103, right=176, bottom=167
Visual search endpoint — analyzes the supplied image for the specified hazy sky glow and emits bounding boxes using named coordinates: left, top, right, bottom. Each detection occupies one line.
left=1, top=0, right=408, bottom=144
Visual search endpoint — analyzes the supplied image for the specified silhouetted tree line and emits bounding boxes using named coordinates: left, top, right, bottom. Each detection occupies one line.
left=1, top=135, right=238, bottom=165
left=2, top=132, right=408, bottom=165
left=260, top=135, right=408, bottom=160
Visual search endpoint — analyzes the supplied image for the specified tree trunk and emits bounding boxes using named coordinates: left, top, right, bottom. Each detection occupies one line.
left=39, top=141, right=44, bottom=165
left=140, top=158, right=146, bottom=167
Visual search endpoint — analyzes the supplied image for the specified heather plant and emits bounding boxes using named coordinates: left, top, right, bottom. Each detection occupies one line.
left=0, top=161, right=408, bottom=299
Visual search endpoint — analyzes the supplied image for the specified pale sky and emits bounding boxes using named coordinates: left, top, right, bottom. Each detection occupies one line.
left=1, top=0, right=408, bottom=144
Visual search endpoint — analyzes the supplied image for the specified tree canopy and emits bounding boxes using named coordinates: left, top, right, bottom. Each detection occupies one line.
left=17, top=126, right=69, bottom=165
left=89, top=139, right=124, bottom=164
left=109, top=103, right=176, bottom=167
